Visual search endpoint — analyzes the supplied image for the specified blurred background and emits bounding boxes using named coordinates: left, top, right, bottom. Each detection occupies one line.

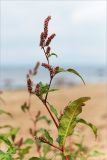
left=0, top=0, right=106, bottom=90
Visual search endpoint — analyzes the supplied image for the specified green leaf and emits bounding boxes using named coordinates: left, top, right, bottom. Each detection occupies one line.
left=21, top=102, right=29, bottom=112
left=0, top=150, right=12, bottom=160
left=0, top=109, right=13, bottom=118
left=0, top=134, right=13, bottom=148
left=39, top=82, right=49, bottom=96
left=56, top=67, right=85, bottom=85
left=58, top=97, right=90, bottom=145
left=42, top=144, right=51, bottom=156
left=37, top=116, right=51, bottom=125
left=24, top=138, right=34, bottom=145
left=67, top=155, right=73, bottom=160
left=89, top=150, right=104, bottom=157
left=48, top=53, right=58, bottom=58
left=29, top=158, right=40, bottom=160
left=76, top=118, right=97, bottom=138
left=20, top=146, right=31, bottom=155
left=9, top=127, right=20, bottom=137
left=42, top=129, right=53, bottom=144
left=38, top=129, right=53, bottom=144
left=47, top=102, right=58, bottom=119
left=0, top=125, right=12, bottom=129
left=29, top=158, right=47, bottom=160
left=49, top=88, right=59, bottom=92
left=0, top=134, right=16, bottom=155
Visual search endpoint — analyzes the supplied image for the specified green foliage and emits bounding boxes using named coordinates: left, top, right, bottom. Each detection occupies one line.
left=88, top=150, right=104, bottom=157
left=24, top=138, right=34, bottom=145
left=37, top=115, right=51, bottom=125
left=47, top=102, right=58, bottom=119
left=48, top=88, right=59, bottom=92
left=48, top=53, right=58, bottom=58
left=0, top=109, right=13, bottom=118
left=0, top=134, right=16, bottom=158
left=0, top=125, right=12, bottom=129
left=38, top=129, right=53, bottom=144
left=9, top=127, right=20, bottom=137
left=56, top=67, right=85, bottom=85
left=76, top=118, right=97, bottom=138
left=29, top=157, right=47, bottom=160
left=58, top=97, right=90, bottom=145
left=42, top=144, right=51, bottom=157
left=29, top=158, right=40, bottom=160
left=21, top=102, right=29, bottom=112
left=39, top=82, right=49, bottom=96
left=0, top=134, right=13, bottom=148
left=19, top=146, right=31, bottom=158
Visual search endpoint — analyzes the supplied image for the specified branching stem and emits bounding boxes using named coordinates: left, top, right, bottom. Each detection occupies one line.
left=42, top=100, right=58, bottom=128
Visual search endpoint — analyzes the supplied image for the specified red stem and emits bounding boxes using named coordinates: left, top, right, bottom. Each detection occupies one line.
left=42, top=100, right=58, bottom=128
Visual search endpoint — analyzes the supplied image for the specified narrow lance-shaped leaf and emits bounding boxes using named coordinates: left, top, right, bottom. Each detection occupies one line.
left=56, top=67, right=85, bottom=85
left=29, top=158, right=40, bottom=160
left=47, top=102, right=58, bottom=120
left=9, top=127, right=20, bottom=137
left=37, top=115, right=51, bottom=125
left=0, top=109, right=13, bottom=118
left=76, top=118, right=97, bottom=138
left=21, top=102, right=29, bottom=112
left=58, top=97, right=90, bottom=145
left=37, top=129, right=53, bottom=144
left=42, top=129, right=53, bottom=144
left=49, top=88, right=59, bottom=92
left=24, top=138, right=34, bottom=145
left=0, top=125, right=12, bottom=129
left=29, top=158, right=47, bottom=160
left=0, top=134, right=13, bottom=148
left=48, top=53, right=58, bottom=58
left=0, top=134, right=16, bottom=154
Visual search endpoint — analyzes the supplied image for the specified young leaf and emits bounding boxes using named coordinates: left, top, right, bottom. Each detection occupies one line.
left=49, top=88, right=59, bottom=92
left=47, top=102, right=58, bottom=119
left=0, top=151, right=12, bottom=160
left=89, top=150, right=104, bottom=157
left=76, top=118, right=97, bottom=138
left=29, top=158, right=47, bottom=160
left=42, top=129, right=53, bottom=144
left=19, top=146, right=31, bottom=156
left=39, top=82, right=49, bottom=96
left=29, top=158, right=40, bottom=160
left=37, top=115, right=51, bottom=125
left=9, top=127, right=20, bottom=137
left=56, top=67, right=85, bottom=85
left=0, top=134, right=16, bottom=155
left=0, top=134, right=13, bottom=148
left=21, top=102, right=29, bottom=112
left=0, top=109, right=13, bottom=118
left=48, top=53, right=58, bottom=58
left=24, top=138, right=34, bottom=145
left=37, top=129, right=53, bottom=144
left=67, top=68, right=85, bottom=85
left=58, top=97, right=90, bottom=145
left=0, top=125, right=12, bottom=129
left=42, top=144, right=51, bottom=157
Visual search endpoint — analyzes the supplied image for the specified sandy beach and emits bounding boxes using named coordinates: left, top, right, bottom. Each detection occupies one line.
left=0, top=83, right=107, bottom=159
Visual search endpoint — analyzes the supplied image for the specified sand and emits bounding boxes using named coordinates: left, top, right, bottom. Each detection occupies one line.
left=0, top=83, right=107, bottom=159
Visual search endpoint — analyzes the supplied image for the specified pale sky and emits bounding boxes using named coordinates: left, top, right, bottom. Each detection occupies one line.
left=1, top=0, right=106, bottom=67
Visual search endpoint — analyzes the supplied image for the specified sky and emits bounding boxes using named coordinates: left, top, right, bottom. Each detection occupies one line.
left=1, top=0, right=106, bottom=67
